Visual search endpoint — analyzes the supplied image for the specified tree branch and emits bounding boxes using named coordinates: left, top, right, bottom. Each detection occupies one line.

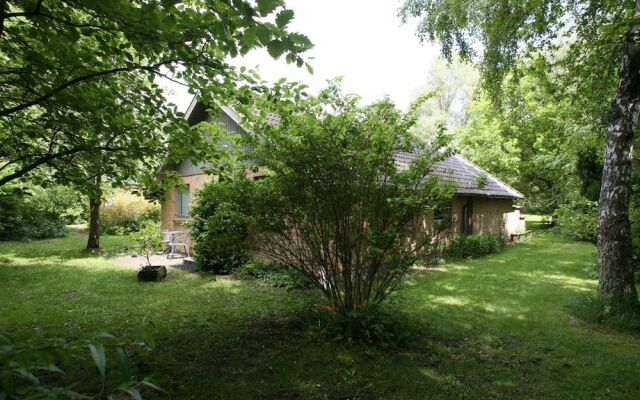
left=0, top=59, right=184, bottom=117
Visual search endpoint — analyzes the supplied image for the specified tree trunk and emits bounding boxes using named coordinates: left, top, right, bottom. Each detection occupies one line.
left=86, top=177, right=102, bottom=250
left=597, top=1, right=640, bottom=304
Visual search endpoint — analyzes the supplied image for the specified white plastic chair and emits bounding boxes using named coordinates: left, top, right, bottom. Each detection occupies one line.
left=168, top=231, right=190, bottom=259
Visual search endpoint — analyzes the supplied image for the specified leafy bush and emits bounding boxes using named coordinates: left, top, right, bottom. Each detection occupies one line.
left=190, top=179, right=256, bottom=274
left=247, top=83, right=454, bottom=317
left=128, top=221, right=163, bottom=266
left=555, top=199, right=598, bottom=243
left=100, top=190, right=160, bottom=235
left=446, top=234, right=506, bottom=259
left=0, top=322, right=162, bottom=399
left=0, top=185, right=83, bottom=241
left=569, top=296, right=640, bottom=333
left=234, top=259, right=311, bottom=289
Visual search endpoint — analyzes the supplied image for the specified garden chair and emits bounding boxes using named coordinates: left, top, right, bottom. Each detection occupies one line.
left=168, top=231, right=190, bottom=259
left=161, top=230, right=173, bottom=254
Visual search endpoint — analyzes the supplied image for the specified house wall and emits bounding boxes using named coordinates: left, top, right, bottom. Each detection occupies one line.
left=161, top=177, right=523, bottom=254
left=422, top=197, right=520, bottom=243
left=161, top=173, right=213, bottom=233
left=470, top=197, right=515, bottom=235
left=160, top=169, right=266, bottom=241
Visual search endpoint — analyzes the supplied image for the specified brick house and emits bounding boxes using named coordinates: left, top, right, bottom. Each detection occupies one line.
left=161, top=99, right=525, bottom=240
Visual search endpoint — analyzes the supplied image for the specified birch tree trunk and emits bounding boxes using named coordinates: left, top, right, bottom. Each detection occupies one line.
left=597, top=0, right=640, bottom=304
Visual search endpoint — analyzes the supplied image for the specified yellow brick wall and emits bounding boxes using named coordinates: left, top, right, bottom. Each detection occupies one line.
left=470, top=197, right=514, bottom=235
left=160, top=173, right=213, bottom=232
left=422, top=197, right=517, bottom=242
left=162, top=176, right=520, bottom=250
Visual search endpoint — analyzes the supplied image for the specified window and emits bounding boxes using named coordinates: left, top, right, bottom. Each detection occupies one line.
left=177, top=185, right=190, bottom=217
left=462, top=200, right=473, bottom=234
left=434, top=205, right=452, bottom=230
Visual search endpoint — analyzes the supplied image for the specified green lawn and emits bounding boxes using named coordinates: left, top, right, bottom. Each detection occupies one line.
left=1, top=231, right=639, bottom=399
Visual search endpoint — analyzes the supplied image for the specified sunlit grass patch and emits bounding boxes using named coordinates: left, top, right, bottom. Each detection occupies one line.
left=0, top=231, right=639, bottom=399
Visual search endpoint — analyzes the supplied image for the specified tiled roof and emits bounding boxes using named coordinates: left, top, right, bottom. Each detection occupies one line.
left=185, top=98, right=523, bottom=199
left=395, top=152, right=524, bottom=199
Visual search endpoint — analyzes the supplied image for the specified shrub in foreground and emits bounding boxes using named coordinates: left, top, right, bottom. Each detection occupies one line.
left=308, top=305, right=418, bottom=346
left=446, top=233, right=506, bottom=259
left=0, top=322, right=162, bottom=399
left=248, top=83, right=454, bottom=317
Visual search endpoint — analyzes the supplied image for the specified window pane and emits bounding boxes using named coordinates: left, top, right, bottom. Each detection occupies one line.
left=177, top=186, right=190, bottom=216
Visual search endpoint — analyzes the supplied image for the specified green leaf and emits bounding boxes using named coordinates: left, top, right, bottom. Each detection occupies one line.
left=267, top=40, right=285, bottom=59
left=242, top=27, right=259, bottom=48
left=115, top=347, right=131, bottom=380
left=256, top=25, right=272, bottom=45
left=257, top=0, right=283, bottom=16
left=275, top=9, right=294, bottom=28
left=141, top=379, right=166, bottom=392
left=89, top=343, right=106, bottom=378
left=126, top=388, right=143, bottom=400
left=305, top=62, right=314, bottom=74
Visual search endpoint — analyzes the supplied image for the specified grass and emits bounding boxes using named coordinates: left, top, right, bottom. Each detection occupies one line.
left=1, top=230, right=640, bottom=399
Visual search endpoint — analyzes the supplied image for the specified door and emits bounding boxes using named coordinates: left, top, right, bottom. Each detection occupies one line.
left=462, top=200, right=473, bottom=235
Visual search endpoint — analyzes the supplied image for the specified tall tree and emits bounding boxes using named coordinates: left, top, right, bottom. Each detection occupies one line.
left=0, top=0, right=312, bottom=186
left=413, top=56, right=478, bottom=139
left=400, top=0, right=639, bottom=305
left=598, top=0, right=640, bottom=301
left=1, top=0, right=312, bottom=248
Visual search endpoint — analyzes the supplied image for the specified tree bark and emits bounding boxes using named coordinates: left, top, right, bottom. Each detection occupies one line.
left=597, top=1, right=640, bottom=304
left=86, top=177, right=102, bottom=250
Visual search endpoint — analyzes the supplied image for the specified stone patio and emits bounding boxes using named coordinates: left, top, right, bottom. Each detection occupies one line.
left=112, top=253, right=197, bottom=272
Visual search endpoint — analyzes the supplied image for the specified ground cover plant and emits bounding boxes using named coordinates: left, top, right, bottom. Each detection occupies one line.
left=1, top=230, right=639, bottom=399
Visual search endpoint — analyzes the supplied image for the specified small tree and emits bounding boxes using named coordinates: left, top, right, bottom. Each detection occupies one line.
left=249, top=84, right=454, bottom=317
left=128, top=222, right=163, bottom=267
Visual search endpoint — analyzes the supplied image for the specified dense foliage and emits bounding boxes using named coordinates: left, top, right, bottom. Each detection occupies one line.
left=0, top=0, right=312, bottom=185
left=0, top=185, right=82, bottom=240
left=242, top=83, right=455, bottom=316
left=101, top=191, right=160, bottom=235
left=1, top=0, right=312, bottom=250
left=0, top=323, right=160, bottom=399
left=556, top=199, right=599, bottom=244
left=445, top=233, right=507, bottom=260
left=190, top=179, right=256, bottom=274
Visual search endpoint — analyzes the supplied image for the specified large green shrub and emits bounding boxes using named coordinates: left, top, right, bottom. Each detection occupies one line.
left=245, top=83, right=454, bottom=317
left=100, top=190, right=160, bottom=235
left=0, top=185, right=83, bottom=241
left=556, top=199, right=598, bottom=243
left=446, top=234, right=506, bottom=259
left=190, top=179, right=256, bottom=274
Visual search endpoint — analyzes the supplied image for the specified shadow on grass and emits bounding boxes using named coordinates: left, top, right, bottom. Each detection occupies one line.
left=0, top=233, right=126, bottom=261
left=4, top=230, right=640, bottom=399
